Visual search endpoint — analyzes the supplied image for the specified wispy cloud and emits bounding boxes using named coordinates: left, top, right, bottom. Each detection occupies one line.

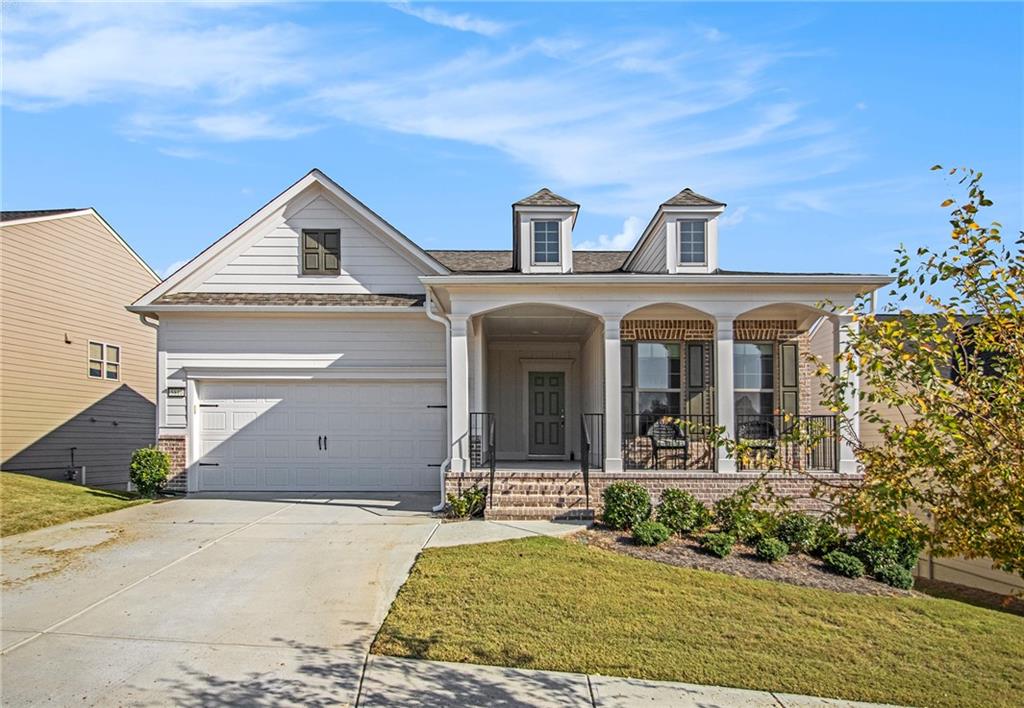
left=160, top=259, right=188, bottom=279
left=192, top=113, right=318, bottom=141
left=389, top=3, right=507, bottom=37
left=576, top=216, right=642, bottom=250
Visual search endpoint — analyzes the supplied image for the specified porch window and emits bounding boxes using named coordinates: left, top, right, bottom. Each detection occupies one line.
left=734, top=342, right=774, bottom=415
left=532, top=220, right=560, bottom=264
left=636, top=342, right=681, bottom=416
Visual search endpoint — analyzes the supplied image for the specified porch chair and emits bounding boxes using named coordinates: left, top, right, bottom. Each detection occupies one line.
left=736, top=417, right=778, bottom=459
left=645, top=417, right=689, bottom=470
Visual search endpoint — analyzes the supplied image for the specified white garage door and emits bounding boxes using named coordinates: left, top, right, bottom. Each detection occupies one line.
left=196, top=381, right=446, bottom=492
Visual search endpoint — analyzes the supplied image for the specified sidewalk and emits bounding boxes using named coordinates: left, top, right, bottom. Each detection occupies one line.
left=357, top=655, right=896, bottom=707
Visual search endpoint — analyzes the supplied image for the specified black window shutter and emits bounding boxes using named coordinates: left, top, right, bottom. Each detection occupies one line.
left=780, top=342, right=799, bottom=416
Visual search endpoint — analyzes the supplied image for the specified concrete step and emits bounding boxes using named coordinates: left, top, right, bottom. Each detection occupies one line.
left=487, top=494, right=590, bottom=508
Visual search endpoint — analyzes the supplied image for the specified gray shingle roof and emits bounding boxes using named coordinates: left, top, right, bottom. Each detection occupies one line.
left=426, top=250, right=628, bottom=274
left=661, top=188, right=725, bottom=207
left=153, top=292, right=425, bottom=307
left=1, top=209, right=83, bottom=222
left=513, top=188, right=579, bottom=208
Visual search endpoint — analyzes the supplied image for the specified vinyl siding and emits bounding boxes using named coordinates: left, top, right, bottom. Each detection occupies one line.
left=197, top=193, right=427, bottom=294
left=628, top=222, right=667, bottom=273
left=157, top=313, right=445, bottom=433
left=0, top=214, right=158, bottom=488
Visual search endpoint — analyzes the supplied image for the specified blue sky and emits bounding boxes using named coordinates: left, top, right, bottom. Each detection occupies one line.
left=3, top=2, right=1021, bottom=282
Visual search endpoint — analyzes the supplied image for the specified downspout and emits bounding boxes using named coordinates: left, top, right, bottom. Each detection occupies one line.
left=423, top=287, right=452, bottom=512
left=137, top=313, right=160, bottom=494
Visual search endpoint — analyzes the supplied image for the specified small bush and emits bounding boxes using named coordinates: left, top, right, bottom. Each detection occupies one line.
left=776, top=512, right=816, bottom=553
left=846, top=532, right=923, bottom=573
left=824, top=550, right=865, bottom=578
left=699, top=532, right=735, bottom=558
left=712, top=483, right=762, bottom=540
left=655, top=489, right=710, bottom=534
left=755, top=537, right=789, bottom=563
left=602, top=482, right=652, bottom=530
left=446, top=486, right=486, bottom=519
left=129, top=447, right=170, bottom=498
left=809, top=519, right=844, bottom=557
left=875, top=562, right=915, bottom=590
left=746, top=510, right=781, bottom=544
left=632, top=520, right=672, bottom=546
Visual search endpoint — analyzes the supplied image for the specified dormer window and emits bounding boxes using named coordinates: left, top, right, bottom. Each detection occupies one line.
left=302, top=229, right=341, bottom=275
left=532, top=220, right=560, bottom=264
left=678, top=220, right=707, bottom=265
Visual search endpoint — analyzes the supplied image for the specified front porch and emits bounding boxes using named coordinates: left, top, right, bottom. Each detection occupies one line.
left=441, top=296, right=863, bottom=520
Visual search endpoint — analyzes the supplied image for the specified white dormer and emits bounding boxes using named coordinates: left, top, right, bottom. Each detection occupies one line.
left=623, top=188, right=726, bottom=274
left=512, top=188, right=579, bottom=274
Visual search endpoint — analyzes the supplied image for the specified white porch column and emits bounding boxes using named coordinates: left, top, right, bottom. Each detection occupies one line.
left=469, top=316, right=486, bottom=413
left=603, top=317, right=623, bottom=472
left=449, top=314, right=471, bottom=473
left=833, top=314, right=861, bottom=473
left=715, top=317, right=737, bottom=472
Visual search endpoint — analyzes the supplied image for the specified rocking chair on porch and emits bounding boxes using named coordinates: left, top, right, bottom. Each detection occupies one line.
left=646, top=417, right=689, bottom=470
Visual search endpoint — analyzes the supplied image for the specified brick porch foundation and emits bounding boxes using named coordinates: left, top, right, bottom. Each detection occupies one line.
left=157, top=436, right=187, bottom=493
left=447, top=470, right=860, bottom=520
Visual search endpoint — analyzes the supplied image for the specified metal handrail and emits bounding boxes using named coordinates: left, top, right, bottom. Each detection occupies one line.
left=580, top=414, right=591, bottom=509
left=488, top=414, right=497, bottom=509
left=734, top=413, right=838, bottom=471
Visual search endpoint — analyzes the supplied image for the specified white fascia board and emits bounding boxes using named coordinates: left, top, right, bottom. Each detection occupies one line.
left=182, top=366, right=445, bottom=380
left=126, top=304, right=427, bottom=314
left=420, top=274, right=893, bottom=287
left=1, top=208, right=160, bottom=282
left=514, top=204, right=580, bottom=227
left=133, top=169, right=448, bottom=307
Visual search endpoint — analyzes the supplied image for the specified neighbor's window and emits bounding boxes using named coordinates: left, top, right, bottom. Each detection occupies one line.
left=734, top=342, right=774, bottom=415
left=302, top=229, right=341, bottom=275
left=532, top=220, right=560, bottom=264
left=89, top=341, right=120, bottom=381
left=678, top=220, right=707, bottom=265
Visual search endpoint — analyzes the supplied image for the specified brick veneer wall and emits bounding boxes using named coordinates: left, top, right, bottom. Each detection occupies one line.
left=157, top=436, right=187, bottom=492
left=447, top=470, right=859, bottom=518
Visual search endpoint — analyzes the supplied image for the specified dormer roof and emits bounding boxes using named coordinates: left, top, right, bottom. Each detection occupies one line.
left=661, top=188, right=725, bottom=208
left=514, top=188, right=579, bottom=208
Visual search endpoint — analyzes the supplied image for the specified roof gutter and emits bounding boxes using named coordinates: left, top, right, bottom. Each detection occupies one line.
left=420, top=274, right=893, bottom=287
left=126, top=305, right=427, bottom=314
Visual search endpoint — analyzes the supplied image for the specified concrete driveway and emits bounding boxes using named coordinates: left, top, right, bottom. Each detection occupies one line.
left=0, top=492, right=439, bottom=706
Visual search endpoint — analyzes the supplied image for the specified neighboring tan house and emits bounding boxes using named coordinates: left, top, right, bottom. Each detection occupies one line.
left=129, top=169, right=890, bottom=519
left=1, top=209, right=159, bottom=488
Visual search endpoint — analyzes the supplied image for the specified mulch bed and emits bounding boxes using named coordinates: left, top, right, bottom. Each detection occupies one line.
left=578, top=526, right=914, bottom=598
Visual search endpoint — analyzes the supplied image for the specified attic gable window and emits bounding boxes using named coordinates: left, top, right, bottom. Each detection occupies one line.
left=301, top=229, right=341, bottom=275
left=678, top=220, right=707, bottom=265
left=532, top=220, right=560, bottom=264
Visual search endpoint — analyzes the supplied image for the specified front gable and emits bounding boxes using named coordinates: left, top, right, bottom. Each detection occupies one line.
left=135, top=170, right=447, bottom=305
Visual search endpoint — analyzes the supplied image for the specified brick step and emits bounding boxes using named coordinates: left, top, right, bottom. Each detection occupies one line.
left=490, top=485, right=587, bottom=496
left=485, top=507, right=595, bottom=521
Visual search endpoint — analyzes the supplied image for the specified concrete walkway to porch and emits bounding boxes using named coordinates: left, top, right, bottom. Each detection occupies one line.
left=358, top=655, right=899, bottom=707
left=424, top=517, right=590, bottom=548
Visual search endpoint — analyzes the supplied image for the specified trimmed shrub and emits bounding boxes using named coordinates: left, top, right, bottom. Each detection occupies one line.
left=755, top=537, right=789, bottom=563
left=824, top=550, right=866, bottom=578
left=747, top=510, right=781, bottom=544
left=809, top=519, right=844, bottom=557
left=712, top=483, right=762, bottom=540
left=875, top=562, right=915, bottom=590
left=699, top=532, right=735, bottom=558
left=446, top=486, right=486, bottom=519
left=632, top=520, right=672, bottom=546
left=846, top=532, right=923, bottom=573
left=129, top=447, right=170, bottom=498
left=602, top=482, right=652, bottom=530
left=655, top=489, right=711, bottom=534
left=776, top=512, right=816, bottom=553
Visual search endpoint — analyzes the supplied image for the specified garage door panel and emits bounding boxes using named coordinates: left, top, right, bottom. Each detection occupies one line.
left=197, top=380, right=443, bottom=492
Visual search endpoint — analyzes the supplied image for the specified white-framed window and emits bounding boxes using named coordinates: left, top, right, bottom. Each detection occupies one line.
left=678, top=219, right=707, bottom=265
left=89, top=341, right=120, bottom=381
left=734, top=342, right=774, bottom=415
left=532, top=220, right=560, bottom=264
left=635, top=342, right=681, bottom=416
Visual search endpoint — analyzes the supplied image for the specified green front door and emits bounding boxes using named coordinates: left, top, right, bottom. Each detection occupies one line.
left=529, top=372, right=565, bottom=456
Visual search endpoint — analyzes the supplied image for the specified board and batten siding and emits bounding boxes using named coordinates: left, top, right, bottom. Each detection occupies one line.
left=1, top=214, right=158, bottom=488
left=157, top=313, right=445, bottom=434
left=197, top=193, right=428, bottom=294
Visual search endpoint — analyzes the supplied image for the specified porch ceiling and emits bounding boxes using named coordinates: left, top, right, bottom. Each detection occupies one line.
left=482, top=303, right=598, bottom=339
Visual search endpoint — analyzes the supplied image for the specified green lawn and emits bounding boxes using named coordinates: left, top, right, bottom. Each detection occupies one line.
left=0, top=472, right=148, bottom=537
left=373, top=536, right=1024, bottom=708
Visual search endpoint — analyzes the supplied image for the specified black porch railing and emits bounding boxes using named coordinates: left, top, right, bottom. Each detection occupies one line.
left=622, top=413, right=718, bottom=471
left=580, top=413, right=604, bottom=510
left=735, top=414, right=838, bottom=472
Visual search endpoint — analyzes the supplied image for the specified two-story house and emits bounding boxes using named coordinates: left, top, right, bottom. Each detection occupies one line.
left=129, top=169, right=889, bottom=518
